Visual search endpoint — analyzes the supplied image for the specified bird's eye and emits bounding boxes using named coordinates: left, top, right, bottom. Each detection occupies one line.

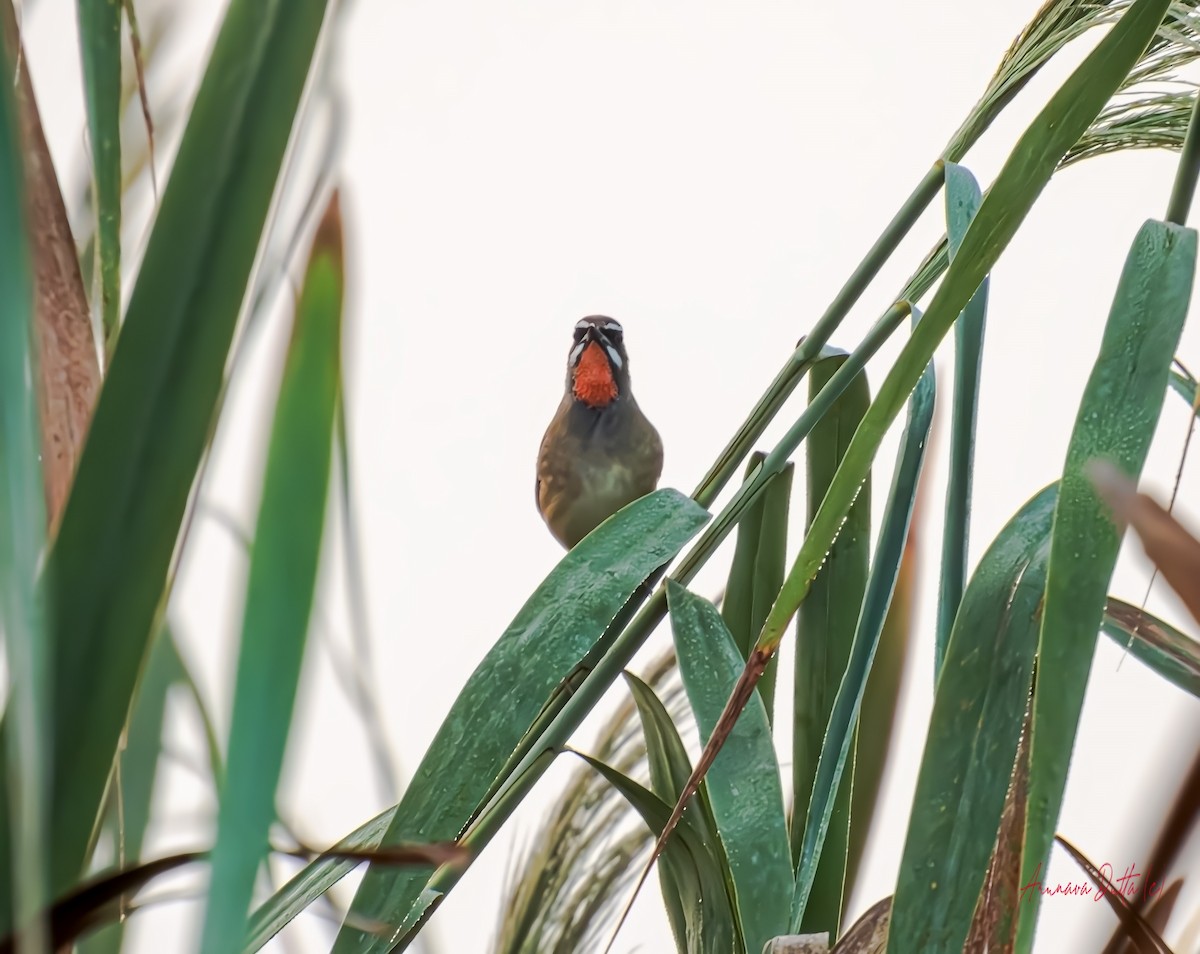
left=573, top=327, right=587, bottom=342
left=607, top=329, right=623, bottom=344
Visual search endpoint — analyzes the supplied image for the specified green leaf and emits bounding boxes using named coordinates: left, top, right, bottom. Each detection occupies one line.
left=795, top=344, right=934, bottom=934
left=244, top=807, right=397, bottom=953
left=668, top=582, right=792, bottom=954
left=80, top=628, right=177, bottom=954
left=23, top=0, right=331, bottom=913
left=623, top=672, right=724, bottom=952
left=1020, top=218, right=1196, bottom=953
left=0, top=27, right=48, bottom=947
left=622, top=672, right=719, bottom=849
left=1101, top=598, right=1200, bottom=699
left=936, top=162, right=989, bottom=676
left=577, top=753, right=738, bottom=954
left=324, top=490, right=708, bottom=952
left=755, top=0, right=1174, bottom=658
left=198, top=198, right=344, bottom=954
left=887, top=484, right=1055, bottom=954
left=74, top=0, right=122, bottom=355
left=721, top=453, right=794, bottom=720
left=792, top=347, right=871, bottom=936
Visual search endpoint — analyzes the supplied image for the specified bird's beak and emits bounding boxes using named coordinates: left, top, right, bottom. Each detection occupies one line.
left=571, top=326, right=622, bottom=372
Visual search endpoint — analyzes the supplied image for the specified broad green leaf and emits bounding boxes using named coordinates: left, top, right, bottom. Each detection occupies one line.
left=199, top=198, right=344, bottom=954
left=755, top=0, right=1174, bottom=657
left=888, top=484, right=1055, bottom=954
left=578, top=754, right=738, bottom=954
left=0, top=28, right=49, bottom=948
left=623, top=672, right=725, bottom=953
left=668, top=582, right=792, bottom=954
left=326, top=490, right=708, bottom=952
left=19, top=0, right=331, bottom=914
left=1020, top=218, right=1195, bottom=953
left=793, top=348, right=870, bottom=936
left=1101, top=598, right=1200, bottom=699
left=936, top=162, right=989, bottom=675
left=796, top=346, right=934, bottom=933
left=74, top=0, right=122, bottom=355
left=721, top=452, right=793, bottom=720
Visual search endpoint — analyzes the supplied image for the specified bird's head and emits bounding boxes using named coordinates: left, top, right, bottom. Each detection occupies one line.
left=566, top=316, right=630, bottom=408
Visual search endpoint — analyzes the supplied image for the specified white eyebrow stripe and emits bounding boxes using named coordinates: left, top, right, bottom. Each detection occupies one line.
left=569, top=340, right=587, bottom=364
left=575, top=319, right=591, bottom=330
left=603, top=322, right=623, bottom=332
left=605, top=345, right=623, bottom=368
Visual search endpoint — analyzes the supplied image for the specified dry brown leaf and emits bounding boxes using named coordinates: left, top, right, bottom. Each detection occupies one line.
left=832, top=896, right=891, bottom=954
left=1088, top=459, right=1200, bottom=628
left=2, top=0, right=101, bottom=530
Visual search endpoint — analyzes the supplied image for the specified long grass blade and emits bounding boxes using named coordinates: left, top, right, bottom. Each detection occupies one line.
left=668, top=583, right=793, bottom=954
left=327, top=491, right=707, bottom=952
left=78, top=626, right=177, bottom=954
left=74, top=0, right=122, bottom=356
left=793, top=348, right=871, bottom=937
left=1102, top=598, right=1200, bottom=698
left=721, top=453, right=793, bottom=720
left=12, top=0, right=332, bottom=919
left=492, top=650, right=683, bottom=954
left=579, top=755, right=737, bottom=954
left=888, top=486, right=1055, bottom=954
left=935, top=163, right=989, bottom=675
left=0, top=24, right=48, bottom=952
left=1019, top=218, right=1196, bottom=953
left=623, top=671, right=722, bottom=951
left=794, top=334, right=934, bottom=933
left=198, top=193, right=344, bottom=954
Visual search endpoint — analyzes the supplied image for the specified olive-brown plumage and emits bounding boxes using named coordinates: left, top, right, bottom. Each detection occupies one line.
left=536, top=316, right=663, bottom=549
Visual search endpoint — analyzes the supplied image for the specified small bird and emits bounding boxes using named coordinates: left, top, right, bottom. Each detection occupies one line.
left=537, top=316, right=663, bottom=549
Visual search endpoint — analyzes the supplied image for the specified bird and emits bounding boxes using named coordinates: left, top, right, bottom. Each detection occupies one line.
left=536, top=316, right=663, bottom=549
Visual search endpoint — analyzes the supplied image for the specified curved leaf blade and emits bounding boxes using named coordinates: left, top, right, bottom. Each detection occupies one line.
left=936, top=161, right=989, bottom=675
left=198, top=196, right=344, bottom=954
left=796, top=347, right=934, bottom=932
left=887, top=484, right=1056, bottom=954
left=30, top=0, right=332, bottom=910
left=722, top=452, right=793, bottom=720
left=1102, top=598, right=1200, bottom=698
left=578, top=753, right=738, bottom=954
left=668, top=582, right=792, bottom=954
left=1020, top=218, right=1196, bottom=952
left=793, top=349, right=871, bottom=936
left=324, top=490, right=708, bottom=951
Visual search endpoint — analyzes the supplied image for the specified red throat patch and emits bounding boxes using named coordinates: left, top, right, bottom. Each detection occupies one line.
left=573, top=341, right=618, bottom=407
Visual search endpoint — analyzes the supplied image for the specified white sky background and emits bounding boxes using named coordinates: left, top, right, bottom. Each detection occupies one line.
left=20, top=0, right=1200, bottom=951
